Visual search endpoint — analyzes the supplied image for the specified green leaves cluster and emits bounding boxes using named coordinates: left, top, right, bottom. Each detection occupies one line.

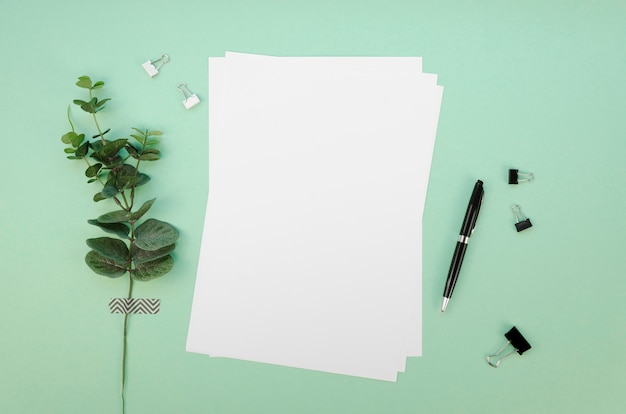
left=61, top=76, right=177, bottom=281
left=85, top=218, right=177, bottom=281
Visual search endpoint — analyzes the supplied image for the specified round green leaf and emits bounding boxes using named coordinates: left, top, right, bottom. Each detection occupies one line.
left=134, top=219, right=179, bottom=251
left=76, top=76, right=93, bottom=89
left=133, top=255, right=174, bottom=281
left=75, top=141, right=89, bottom=158
left=88, top=219, right=130, bottom=239
left=101, top=180, right=119, bottom=198
left=114, top=164, right=138, bottom=189
left=86, top=237, right=129, bottom=263
left=61, top=131, right=76, bottom=144
left=85, top=250, right=127, bottom=278
left=99, top=138, right=128, bottom=158
left=131, top=243, right=175, bottom=265
left=135, top=173, right=151, bottom=187
left=71, top=133, right=85, bottom=148
left=93, top=192, right=106, bottom=202
left=85, top=163, right=102, bottom=178
left=97, top=210, right=131, bottom=224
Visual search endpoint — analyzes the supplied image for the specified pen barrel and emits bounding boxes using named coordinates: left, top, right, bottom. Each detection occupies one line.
left=443, top=241, right=468, bottom=298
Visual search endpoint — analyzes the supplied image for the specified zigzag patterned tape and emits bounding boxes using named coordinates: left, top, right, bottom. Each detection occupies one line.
left=109, top=298, right=160, bottom=314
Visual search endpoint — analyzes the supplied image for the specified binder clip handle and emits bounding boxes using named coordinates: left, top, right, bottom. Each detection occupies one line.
left=509, top=169, right=534, bottom=184
left=142, top=54, right=170, bottom=77
left=177, top=82, right=200, bottom=109
left=512, top=204, right=532, bottom=232
left=486, top=326, right=532, bottom=368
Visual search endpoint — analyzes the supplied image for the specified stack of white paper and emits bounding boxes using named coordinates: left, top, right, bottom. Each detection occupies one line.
left=187, top=52, right=443, bottom=382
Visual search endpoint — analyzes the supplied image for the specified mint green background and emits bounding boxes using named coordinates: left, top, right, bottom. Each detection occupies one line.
left=1, top=1, right=624, bottom=413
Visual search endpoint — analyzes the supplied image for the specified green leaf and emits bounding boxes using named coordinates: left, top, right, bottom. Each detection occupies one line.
left=148, top=130, right=163, bottom=136
left=92, top=128, right=110, bottom=139
left=97, top=210, right=131, bottom=224
left=94, top=97, right=111, bottom=112
left=64, top=148, right=76, bottom=154
left=126, top=144, right=140, bottom=159
left=62, top=130, right=86, bottom=149
left=135, top=173, right=151, bottom=187
left=85, top=250, right=127, bottom=278
left=85, top=163, right=102, bottom=178
left=95, top=98, right=111, bottom=108
left=87, top=178, right=97, bottom=184
left=91, top=140, right=106, bottom=152
left=134, top=219, right=179, bottom=251
left=71, top=133, right=85, bottom=148
left=93, top=192, right=106, bottom=202
left=130, top=134, right=145, bottom=145
left=73, top=98, right=97, bottom=113
left=101, top=179, right=119, bottom=198
left=130, top=198, right=156, bottom=221
left=76, top=76, right=93, bottom=89
left=88, top=219, right=130, bottom=238
left=96, top=138, right=128, bottom=159
left=133, top=255, right=174, bottom=281
left=75, top=141, right=89, bottom=158
left=61, top=131, right=75, bottom=144
left=139, top=153, right=160, bottom=161
left=131, top=243, right=175, bottom=265
left=114, top=164, right=138, bottom=189
left=86, top=237, right=129, bottom=263
left=107, top=156, right=124, bottom=168
left=92, top=81, right=105, bottom=89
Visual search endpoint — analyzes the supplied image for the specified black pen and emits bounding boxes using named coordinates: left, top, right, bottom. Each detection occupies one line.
left=441, top=180, right=484, bottom=312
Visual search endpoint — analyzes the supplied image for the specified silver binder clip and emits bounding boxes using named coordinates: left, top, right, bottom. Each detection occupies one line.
left=509, top=169, right=534, bottom=184
left=487, top=326, right=532, bottom=368
left=142, top=54, right=170, bottom=77
left=178, top=82, right=200, bottom=109
left=512, top=204, right=532, bottom=232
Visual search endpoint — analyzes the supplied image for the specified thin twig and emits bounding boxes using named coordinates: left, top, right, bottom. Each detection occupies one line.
left=121, top=276, right=134, bottom=413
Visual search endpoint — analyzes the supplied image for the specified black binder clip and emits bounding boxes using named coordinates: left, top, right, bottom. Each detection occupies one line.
left=508, top=169, right=534, bottom=184
left=142, top=54, right=170, bottom=77
left=486, top=326, right=532, bottom=368
left=512, top=204, right=532, bottom=232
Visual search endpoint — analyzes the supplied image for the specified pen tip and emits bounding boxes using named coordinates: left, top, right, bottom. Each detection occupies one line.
left=441, top=297, right=449, bottom=312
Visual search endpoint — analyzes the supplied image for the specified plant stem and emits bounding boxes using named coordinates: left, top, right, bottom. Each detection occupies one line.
left=121, top=275, right=134, bottom=414
left=89, top=89, right=106, bottom=144
left=87, top=88, right=139, bottom=414
left=121, top=202, right=138, bottom=414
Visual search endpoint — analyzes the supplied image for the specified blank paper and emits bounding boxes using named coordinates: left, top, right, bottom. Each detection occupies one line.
left=187, top=52, right=443, bottom=381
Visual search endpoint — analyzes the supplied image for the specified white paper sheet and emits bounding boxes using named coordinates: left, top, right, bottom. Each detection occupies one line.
left=187, top=53, right=443, bottom=381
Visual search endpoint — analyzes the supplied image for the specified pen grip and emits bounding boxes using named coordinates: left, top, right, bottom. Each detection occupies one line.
left=443, top=241, right=468, bottom=298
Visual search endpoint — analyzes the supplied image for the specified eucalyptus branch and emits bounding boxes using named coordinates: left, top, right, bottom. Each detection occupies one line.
left=61, top=76, right=178, bottom=414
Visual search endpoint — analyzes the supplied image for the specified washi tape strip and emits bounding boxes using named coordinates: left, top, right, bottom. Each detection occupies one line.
left=109, top=298, right=160, bottom=314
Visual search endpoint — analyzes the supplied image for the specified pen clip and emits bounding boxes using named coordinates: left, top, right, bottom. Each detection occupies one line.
left=469, top=187, right=484, bottom=233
